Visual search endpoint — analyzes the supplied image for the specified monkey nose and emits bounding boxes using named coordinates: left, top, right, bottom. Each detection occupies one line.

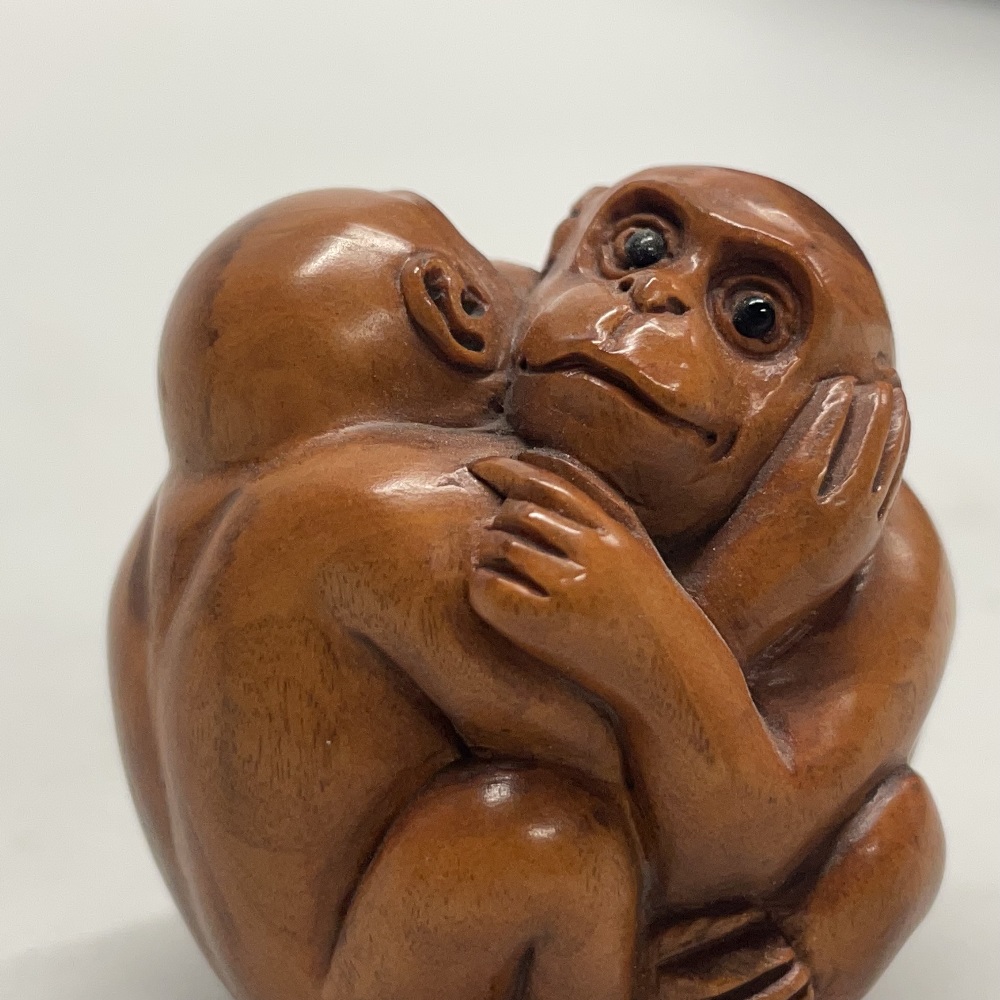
left=629, top=274, right=690, bottom=316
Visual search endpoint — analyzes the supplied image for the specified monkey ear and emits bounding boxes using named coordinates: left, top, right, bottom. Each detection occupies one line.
left=400, top=252, right=503, bottom=373
left=541, top=185, right=608, bottom=274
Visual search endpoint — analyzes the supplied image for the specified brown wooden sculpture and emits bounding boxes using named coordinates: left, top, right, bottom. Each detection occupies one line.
left=110, top=168, right=953, bottom=1000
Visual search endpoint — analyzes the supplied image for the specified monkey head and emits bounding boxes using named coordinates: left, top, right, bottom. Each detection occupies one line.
left=159, top=189, right=518, bottom=472
left=509, top=166, right=896, bottom=545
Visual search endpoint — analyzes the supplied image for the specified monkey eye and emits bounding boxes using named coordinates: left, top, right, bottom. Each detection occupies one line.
left=601, top=214, right=680, bottom=277
left=710, top=271, right=801, bottom=356
left=623, top=228, right=667, bottom=269
left=730, top=294, right=777, bottom=341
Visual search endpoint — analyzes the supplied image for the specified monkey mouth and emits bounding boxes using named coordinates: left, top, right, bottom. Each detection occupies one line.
left=521, top=353, right=734, bottom=457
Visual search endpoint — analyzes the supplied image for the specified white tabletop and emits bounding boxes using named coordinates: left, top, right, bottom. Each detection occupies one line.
left=1, top=1, right=998, bottom=996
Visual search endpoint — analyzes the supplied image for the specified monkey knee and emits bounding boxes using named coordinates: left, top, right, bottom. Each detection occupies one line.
left=865, top=768, right=944, bottom=885
left=812, top=766, right=946, bottom=930
left=840, top=770, right=942, bottom=859
left=376, top=766, right=639, bottom=917
left=425, top=765, right=632, bottom=857
left=327, top=768, right=640, bottom=1000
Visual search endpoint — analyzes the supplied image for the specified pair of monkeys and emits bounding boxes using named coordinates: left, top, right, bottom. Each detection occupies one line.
left=110, top=167, right=952, bottom=1000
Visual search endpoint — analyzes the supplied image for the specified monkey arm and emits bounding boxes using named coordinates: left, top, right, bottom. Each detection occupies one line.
left=467, top=455, right=800, bottom=896
left=626, top=486, right=953, bottom=908
left=749, top=484, right=952, bottom=841
left=681, top=377, right=909, bottom=667
left=556, top=559, right=803, bottom=901
left=468, top=456, right=952, bottom=906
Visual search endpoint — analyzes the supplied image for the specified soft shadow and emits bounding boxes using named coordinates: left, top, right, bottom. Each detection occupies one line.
left=0, top=915, right=228, bottom=1000
left=2, top=883, right=995, bottom=998
left=867, top=881, right=999, bottom=998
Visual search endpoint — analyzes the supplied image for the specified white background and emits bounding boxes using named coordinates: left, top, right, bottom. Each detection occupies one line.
left=1, top=1, right=997, bottom=997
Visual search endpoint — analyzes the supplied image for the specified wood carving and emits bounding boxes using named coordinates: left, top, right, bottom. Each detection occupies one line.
left=109, top=168, right=953, bottom=1000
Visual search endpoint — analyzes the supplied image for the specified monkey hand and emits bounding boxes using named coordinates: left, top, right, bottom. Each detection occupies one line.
left=466, top=452, right=689, bottom=703
left=650, top=908, right=814, bottom=1000
left=682, top=375, right=909, bottom=664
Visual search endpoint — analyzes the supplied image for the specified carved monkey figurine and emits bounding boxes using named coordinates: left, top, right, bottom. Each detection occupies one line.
left=469, top=167, right=952, bottom=999
left=110, top=171, right=952, bottom=1000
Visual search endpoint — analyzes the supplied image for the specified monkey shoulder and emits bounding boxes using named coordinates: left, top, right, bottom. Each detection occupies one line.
left=833, top=482, right=953, bottom=685
left=755, top=483, right=953, bottom=763
left=152, top=424, right=516, bottom=638
left=252, top=422, right=518, bottom=511
left=765, top=484, right=951, bottom=663
left=230, top=423, right=516, bottom=564
left=145, top=423, right=504, bottom=791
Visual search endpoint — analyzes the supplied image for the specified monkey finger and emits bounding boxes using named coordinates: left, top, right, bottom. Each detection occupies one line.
left=878, top=406, right=910, bottom=521
left=473, top=529, right=584, bottom=595
left=469, top=456, right=607, bottom=528
left=872, top=386, right=908, bottom=493
left=820, top=382, right=894, bottom=501
left=492, top=500, right=588, bottom=561
left=793, top=377, right=857, bottom=493
left=468, top=567, right=549, bottom=635
left=515, top=451, right=646, bottom=537
left=761, top=377, right=854, bottom=494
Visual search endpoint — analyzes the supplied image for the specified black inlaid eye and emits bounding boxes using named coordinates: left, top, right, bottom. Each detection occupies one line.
left=623, top=228, right=667, bottom=269
left=731, top=294, right=776, bottom=341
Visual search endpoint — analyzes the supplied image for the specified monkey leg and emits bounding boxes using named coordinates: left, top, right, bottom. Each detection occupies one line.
left=779, top=766, right=945, bottom=1000
left=323, top=764, right=642, bottom=1000
left=650, top=768, right=943, bottom=1000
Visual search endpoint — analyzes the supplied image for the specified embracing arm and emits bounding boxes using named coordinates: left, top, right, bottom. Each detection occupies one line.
left=652, top=485, right=951, bottom=999
left=467, top=454, right=792, bottom=893
left=469, top=444, right=950, bottom=902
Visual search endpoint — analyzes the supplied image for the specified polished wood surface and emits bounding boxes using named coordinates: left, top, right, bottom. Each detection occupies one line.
left=110, top=168, right=952, bottom=1000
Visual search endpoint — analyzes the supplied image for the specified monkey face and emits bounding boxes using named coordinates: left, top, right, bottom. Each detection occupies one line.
left=160, top=190, right=517, bottom=471
left=509, top=167, right=895, bottom=545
